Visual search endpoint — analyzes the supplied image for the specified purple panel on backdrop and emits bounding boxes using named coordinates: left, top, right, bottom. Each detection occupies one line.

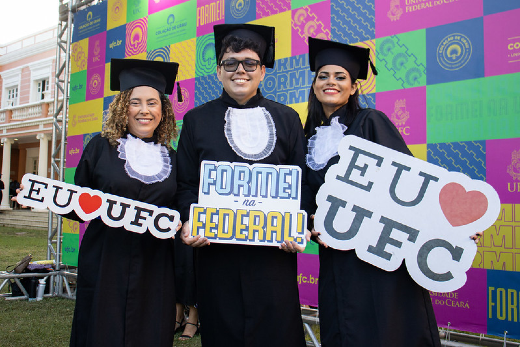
left=484, top=8, right=520, bottom=77
left=291, top=2, right=331, bottom=57
left=486, top=138, right=520, bottom=204
left=88, top=31, right=107, bottom=69
left=297, top=253, right=319, bottom=307
left=148, top=0, right=189, bottom=15
left=431, top=267, right=487, bottom=334
left=256, top=0, right=290, bottom=19
left=169, top=78, right=194, bottom=121
left=66, top=135, right=84, bottom=168
left=86, top=65, right=105, bottom=101
left=375, top=86, right=426, bottom=145
left=125, top=18, right=148, bottom=57
left=79, top=220, right=90, bottom=247
left=196, top=0, right=225, bottom=37
left=375, top=0, right=482, bottom=38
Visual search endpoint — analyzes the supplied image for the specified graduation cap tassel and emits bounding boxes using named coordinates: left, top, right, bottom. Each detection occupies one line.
left=369, top=59, right=378, bottom=76
left=177, top=82, right=183, bottom=103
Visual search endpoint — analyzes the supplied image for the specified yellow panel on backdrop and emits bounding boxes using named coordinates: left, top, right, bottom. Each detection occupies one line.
left=63, top=219, right=80, bottom=234
left=104, top=62, right=119, bottom=97
left=288, top=101, right=308, bottom=125
left=171, top=38, right=196, bottom=81
left=68, top=98, right=104, bottom=136
left=252, top=11, right=292, bottom=61
left=409, top=144, right=426, bottom=161
left=107, top=0, right=127, bottom=30
left=71, top=39, right=89, bottom=74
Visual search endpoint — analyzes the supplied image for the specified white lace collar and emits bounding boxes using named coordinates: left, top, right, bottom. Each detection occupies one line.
left=117, top=134, right=171, bottom=184
left=306, top=117, right=347, bottom=171
left=224, top=106, right=277, bottom=161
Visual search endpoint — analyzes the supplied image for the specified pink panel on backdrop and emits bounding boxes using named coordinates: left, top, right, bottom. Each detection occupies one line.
left=375, top=87, right=426, bottom=145
left=196, top=0, right=225, bottom=37
left=86, top=65, right=105, bottom=101
left=291, top=3, right=331, bottom=57
left=256, top=0, right=290, bottom=19
left=484, top=8, right=520, bottom=77
left=88, top=31, right=107, bottom=69
left=297, top=253, right=319, bottom=306
left=148, top=0, right=189, bottom=15
left=486, top=138, right=520, bottom=204
left=66, top=135, right=84, bottom=169
left=431, top=268, right=487, bottom=334
left=79, top=220, right=90, bottom=247
left=375, top=0, right=482, bottom=38
left=169, top=78, right=195, bottom=120
left=126, top=18, right=148, bottom=57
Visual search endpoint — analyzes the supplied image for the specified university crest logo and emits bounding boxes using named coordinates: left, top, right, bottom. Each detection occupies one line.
left=507, top=150, right=520, bottom=180
left=391, top=99, right=410, bottom=127
left=387, top=0, right=403, bottom=21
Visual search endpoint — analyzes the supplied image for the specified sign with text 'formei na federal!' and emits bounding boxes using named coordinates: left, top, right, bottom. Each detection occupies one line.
left=16, top=174, right=180, bottom=239
left=189, top=161, right=307, bottom=247
left=314, top=136, right=501, bottom=293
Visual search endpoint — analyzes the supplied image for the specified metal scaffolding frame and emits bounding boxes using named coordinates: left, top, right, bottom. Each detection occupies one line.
left=48, top=0, right=99, bottom=298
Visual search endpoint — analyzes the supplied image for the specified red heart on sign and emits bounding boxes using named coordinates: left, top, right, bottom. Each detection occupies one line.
left=439, top=182, right=488, bottom=227
left=78, top=193, right=102, bottom=214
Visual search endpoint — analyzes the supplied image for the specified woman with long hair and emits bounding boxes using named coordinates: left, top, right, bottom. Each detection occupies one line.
left=304, top=37, right=442, bottom=347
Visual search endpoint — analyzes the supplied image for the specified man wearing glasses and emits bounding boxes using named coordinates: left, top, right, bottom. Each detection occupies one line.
left=175, top=24, right=307, bottom=347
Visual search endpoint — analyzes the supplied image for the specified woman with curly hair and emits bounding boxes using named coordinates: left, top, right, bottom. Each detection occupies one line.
left=68, top=58, right=181, bottom=347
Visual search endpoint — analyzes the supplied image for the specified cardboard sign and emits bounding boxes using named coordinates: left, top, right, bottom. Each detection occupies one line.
left=189, top=161, right=307, bottom=247
left=314, top=135, right=501, bottom=292
left=16, top=174, right=180, bottom=239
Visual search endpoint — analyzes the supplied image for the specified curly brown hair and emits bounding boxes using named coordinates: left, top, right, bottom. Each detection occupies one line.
left=101, top=88, right=177, bottom=148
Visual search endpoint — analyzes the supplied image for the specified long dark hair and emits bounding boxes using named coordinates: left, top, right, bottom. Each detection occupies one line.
left=303, top=73, right=362, bottom=139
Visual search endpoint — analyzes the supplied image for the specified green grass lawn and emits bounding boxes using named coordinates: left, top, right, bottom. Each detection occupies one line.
left=0, top=226, right=203, bottom=347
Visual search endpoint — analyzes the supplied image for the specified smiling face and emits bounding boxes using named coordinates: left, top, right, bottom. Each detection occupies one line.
left=313, top=65, right=358, bottom=118
left=217, top=48, right=266, bottom=105
left=126, top=86, right=162, bottom=139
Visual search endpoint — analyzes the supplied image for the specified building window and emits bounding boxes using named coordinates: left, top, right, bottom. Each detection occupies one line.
left=7, top=87, right=18, bottom=107
left=36, top=79, right=50, bottom=100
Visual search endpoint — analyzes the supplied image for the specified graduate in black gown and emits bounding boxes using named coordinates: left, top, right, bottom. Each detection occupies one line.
left=176, top=24, right=307, bottom=347
left=68, top=58, right=181, bottom=347
left=303, top=37, right=442, bottom=347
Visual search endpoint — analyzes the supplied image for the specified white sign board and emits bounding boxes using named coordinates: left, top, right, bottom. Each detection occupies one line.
left=314, top=135, right=500, bottom=292
left=16, top=174, right=180, bottom=239
left=189, top=161, right=307, bottom=247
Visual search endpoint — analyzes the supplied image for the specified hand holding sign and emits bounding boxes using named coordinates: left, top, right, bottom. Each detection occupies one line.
left=16, top=174, right=181, bottom=239
left=313, top=135, right=500, bottom=292
left=189, top=161, right=307, bottom=248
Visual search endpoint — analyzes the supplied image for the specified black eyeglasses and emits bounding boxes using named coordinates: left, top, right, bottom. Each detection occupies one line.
left=220, top=59, right=261, bottom=72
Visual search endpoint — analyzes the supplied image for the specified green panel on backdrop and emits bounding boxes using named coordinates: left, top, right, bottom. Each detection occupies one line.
left=291, top=0, right=326, bottom=10
left=303, top=239, right=319, bottom=255
left=195, top=33, right=217, bottom=78
left=62, top=233, right=79, bottom=267
left=427, top=72, right=520, bottom=143
left=375, top=30, right=427, bottom=92
left=69, top=71, right=87, bottom=105
left=126, top=0, right=148, bottom=23
left=147, top=0, right=197, bottom=51
left=64, top=168, right=76, bottom=184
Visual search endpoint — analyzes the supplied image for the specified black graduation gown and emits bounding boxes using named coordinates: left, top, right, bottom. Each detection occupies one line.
left=176, top=90, right=306, bottom=347
left=69, top=134, right=177, bottom=347
left=305, top=106, right=441, bottom=347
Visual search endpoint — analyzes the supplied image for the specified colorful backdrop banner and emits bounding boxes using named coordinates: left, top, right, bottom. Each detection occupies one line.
left=66, top=0, right=520, bottom=338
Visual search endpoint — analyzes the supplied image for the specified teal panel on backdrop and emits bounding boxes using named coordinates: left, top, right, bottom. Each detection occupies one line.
left=376, top=30, right=427, bottom=92
left=427, top=73, right=520, bottom=143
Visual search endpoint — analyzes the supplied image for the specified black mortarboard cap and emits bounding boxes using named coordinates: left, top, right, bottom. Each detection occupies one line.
left=110, top=58, right=180, bottom=94
left=213, top=24, right=275, bottom=68
left=308, top=37, right=377, bottom=80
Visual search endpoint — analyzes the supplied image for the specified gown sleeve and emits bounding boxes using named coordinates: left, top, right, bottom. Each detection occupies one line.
left=175, top=113, right=200, bottom=222
left=359, top=109, right=412, bottom=156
